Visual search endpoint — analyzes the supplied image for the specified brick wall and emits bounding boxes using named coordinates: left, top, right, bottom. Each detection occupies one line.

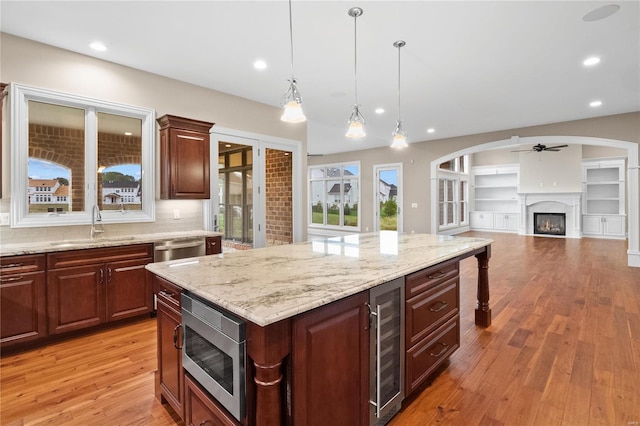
left=265, top=148, right=292, bottom=245
left=29, top=124, right=141, bottom=210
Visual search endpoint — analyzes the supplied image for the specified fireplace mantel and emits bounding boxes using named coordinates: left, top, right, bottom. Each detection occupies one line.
left=517, top=192, right=582, bottom=238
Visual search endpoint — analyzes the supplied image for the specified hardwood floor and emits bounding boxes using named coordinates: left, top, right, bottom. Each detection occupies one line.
left=1, top=233, right=639, bottom=425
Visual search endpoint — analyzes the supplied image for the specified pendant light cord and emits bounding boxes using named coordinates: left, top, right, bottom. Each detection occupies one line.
left=353, top=11, right=359, bottom=105
left=397, top=45, right=401, bottom=121
left=288, top=0, right=295, bottom=79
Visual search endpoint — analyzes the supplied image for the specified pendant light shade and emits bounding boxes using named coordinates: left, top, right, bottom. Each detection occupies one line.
left=281, top=79, right=306, bottom=123
left=391, top=40, right=408, bottom=149
left=346, top=7, right=365, bottom=138
left=281, top=0, right=306, bottom=123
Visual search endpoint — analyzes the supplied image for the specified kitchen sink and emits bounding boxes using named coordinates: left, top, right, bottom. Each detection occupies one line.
left=49, top=236, right=136, bottom=246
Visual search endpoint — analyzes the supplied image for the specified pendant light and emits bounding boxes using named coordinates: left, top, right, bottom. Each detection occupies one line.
left=345, top=7, right=365, bottom=138
left=391, top=40, right=408, bottom=149
left=281, top=0, right=306, bottom=123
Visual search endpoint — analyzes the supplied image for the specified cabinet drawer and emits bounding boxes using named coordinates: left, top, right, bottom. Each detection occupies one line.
left=406, top=316, right=460, bottom=396
left=185, top=373, right=240, bottom=426
left=405, top=259, right=459, bottom=300
left=1, top=254, right=46, bottom=274
left=153, top=274, right=182, bottom=310
left=406, top=277, right=459, bottom=348
left=47, top=244, right=153, bottom=269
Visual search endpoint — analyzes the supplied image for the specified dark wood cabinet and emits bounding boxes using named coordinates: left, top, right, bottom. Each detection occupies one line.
left=157, top=114, right=214, bottom=200
left=292, top=291, right=369, bottom=426
left=206, top=236, right=222, bottom=255
left=46, top=245, right=153, bottom=335
left=0, top=254, right=47, bottom=348
left=405, top=259, right=461, bottom=396
left=154, top=274, right=184, bottom=420
left=185, top=373, right=240, bottom=426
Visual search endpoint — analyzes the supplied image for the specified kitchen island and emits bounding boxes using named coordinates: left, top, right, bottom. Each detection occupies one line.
left=146, top=232, right=492, bottom=425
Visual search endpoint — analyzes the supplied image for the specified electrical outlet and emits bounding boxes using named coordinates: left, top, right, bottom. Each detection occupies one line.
left=173, top=209, right=181, bottom=219
left=411, top=203, right=418, bottom=208
left=0, top=212, right=9, bottom=226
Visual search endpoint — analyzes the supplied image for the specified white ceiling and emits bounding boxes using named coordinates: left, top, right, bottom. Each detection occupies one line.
left=2, top=1, right=639, bottom=155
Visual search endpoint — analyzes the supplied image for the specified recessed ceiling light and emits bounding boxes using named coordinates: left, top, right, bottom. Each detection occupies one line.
left=583, top=4, right=620, bottom=22
left=375, top=108, right=385, bottom=114
left=124, top=132, right=132, bottom=136
left=590, top=100, right=602, bottom=107
left=89, top=41, right=107, bottom=52
left=583, top=56, right=601, bottom=66
left=253, top=60, right=267, bottom=70
left=427, top=128, right=435, bottom=133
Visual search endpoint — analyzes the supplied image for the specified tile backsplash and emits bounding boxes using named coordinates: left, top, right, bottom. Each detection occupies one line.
left=0, top=199, right=205, bottom=244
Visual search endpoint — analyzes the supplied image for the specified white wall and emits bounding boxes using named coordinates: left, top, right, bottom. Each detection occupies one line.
left=519, top=144, right=582, bottom=193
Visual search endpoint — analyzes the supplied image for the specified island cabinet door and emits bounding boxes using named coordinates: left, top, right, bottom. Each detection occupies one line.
left=292, top=291, right=369, bottom=426
left=157, top=295, right=184, bottom=420
left=1, top=269, right=47, bottom=348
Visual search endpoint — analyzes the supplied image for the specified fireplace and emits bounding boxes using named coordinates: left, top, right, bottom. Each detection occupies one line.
left=534, top=213, right=566, bottom=236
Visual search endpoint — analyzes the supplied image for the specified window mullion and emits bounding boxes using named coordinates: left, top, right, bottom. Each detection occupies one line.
left=85, top=107, right=98, bottom=214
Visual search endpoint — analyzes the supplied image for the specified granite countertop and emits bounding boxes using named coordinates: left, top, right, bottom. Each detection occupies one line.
left=0, top=230, right=223, bottom=256
left=145, top=232, right=492, bottom=327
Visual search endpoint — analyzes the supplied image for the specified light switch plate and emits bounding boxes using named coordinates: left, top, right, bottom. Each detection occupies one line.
left=0, top=212, right=9, bottom=226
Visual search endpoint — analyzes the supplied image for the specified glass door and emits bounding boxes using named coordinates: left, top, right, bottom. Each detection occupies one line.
left=218, top=143, right=253, bottom=245
left=374, top=164, right=403, bottom=232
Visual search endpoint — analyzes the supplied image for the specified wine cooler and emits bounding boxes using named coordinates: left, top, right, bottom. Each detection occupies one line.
left=369, top=277, right=405, bottom=426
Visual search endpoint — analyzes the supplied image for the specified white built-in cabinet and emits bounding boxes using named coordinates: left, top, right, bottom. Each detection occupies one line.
left=581, top=158, right=626, bottom=239
left=470, top=165, right=520, bottom=233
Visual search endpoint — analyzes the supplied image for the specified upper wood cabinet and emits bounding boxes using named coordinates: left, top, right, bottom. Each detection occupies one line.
left=157, top=114, right=214, bottom=200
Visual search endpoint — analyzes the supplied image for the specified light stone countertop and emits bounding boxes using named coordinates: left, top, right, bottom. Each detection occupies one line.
left=145, top=232, right=492, bottom=327
left=0, top=230, right=223, bottom=257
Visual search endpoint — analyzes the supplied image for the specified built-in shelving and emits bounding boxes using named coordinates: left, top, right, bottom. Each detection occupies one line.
left=582, top=158, right=626, bottom=239
left=470, top=164, right=520, bottom=233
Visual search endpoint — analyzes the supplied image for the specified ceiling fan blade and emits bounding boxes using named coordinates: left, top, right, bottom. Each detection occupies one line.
left=545, top=148, right=562, bottom=151
left=544, top=144, right=569, bottom=150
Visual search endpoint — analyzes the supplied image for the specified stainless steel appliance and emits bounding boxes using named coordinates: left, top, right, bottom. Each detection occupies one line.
left=369, top=277, right=405, bottom=426
left=181, top=292, right=246, bottom=421
left=153, top=237, right=206, bottom=263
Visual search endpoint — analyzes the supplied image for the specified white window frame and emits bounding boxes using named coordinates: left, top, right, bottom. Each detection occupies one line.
left=308, top=161, right=361, bottom=232
left=9, top=83, right=155, bottom=228
left=437, top=155, right=469, bottom=231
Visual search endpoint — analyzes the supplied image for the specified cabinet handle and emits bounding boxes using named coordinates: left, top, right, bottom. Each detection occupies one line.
left=107, top=267, right=112, bottom=284
left=428, top=271, right=446, bottom=280
left=1, top=263, right=23, bottom=269
left=430, top=342, right=449, bottom=357
left=159, top=289, right=175, bottom=298
left=199, top=421, right=214, bottom=426
left=99, top=268, right=104, bottom=284
left=0, top=275, right=23, bottom=283
left=429, top=300, right=449, bottom=313
left=173, top=324, right=183, bottom=349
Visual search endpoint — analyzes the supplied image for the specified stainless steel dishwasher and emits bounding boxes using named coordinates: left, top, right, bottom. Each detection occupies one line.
left=153, top=237, right=206, bottom=263
left=152, top=237, right=206, bottom=313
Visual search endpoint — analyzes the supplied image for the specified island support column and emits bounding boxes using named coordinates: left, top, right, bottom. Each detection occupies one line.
left=474, top=245, right=492, bottom=327
left=247, top=319, right=291, bottom=426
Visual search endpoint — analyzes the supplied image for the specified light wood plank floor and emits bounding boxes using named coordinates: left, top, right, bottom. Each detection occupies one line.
left=1, top=233, right=639, bottom=425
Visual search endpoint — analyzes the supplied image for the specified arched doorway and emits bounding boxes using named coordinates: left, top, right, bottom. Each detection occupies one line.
left=430, top=135, right=639, bottom=267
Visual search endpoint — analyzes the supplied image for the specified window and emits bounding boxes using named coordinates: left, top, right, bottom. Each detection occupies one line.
left=9, top=83, right=155, bottom=227
left=437, top=155, right=469, bottom=230
left=308, top=163, right=360, bottom=229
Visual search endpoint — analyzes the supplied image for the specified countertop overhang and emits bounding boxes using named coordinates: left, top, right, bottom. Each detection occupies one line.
left=145, top=232, right=493, bottom=327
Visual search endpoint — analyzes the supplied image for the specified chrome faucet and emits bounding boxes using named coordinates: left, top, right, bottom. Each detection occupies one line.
left=91, top=204, right=105, bottom=239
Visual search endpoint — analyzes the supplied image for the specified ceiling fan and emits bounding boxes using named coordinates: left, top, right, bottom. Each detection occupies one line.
left=511, top=143, right=569, bottom=153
